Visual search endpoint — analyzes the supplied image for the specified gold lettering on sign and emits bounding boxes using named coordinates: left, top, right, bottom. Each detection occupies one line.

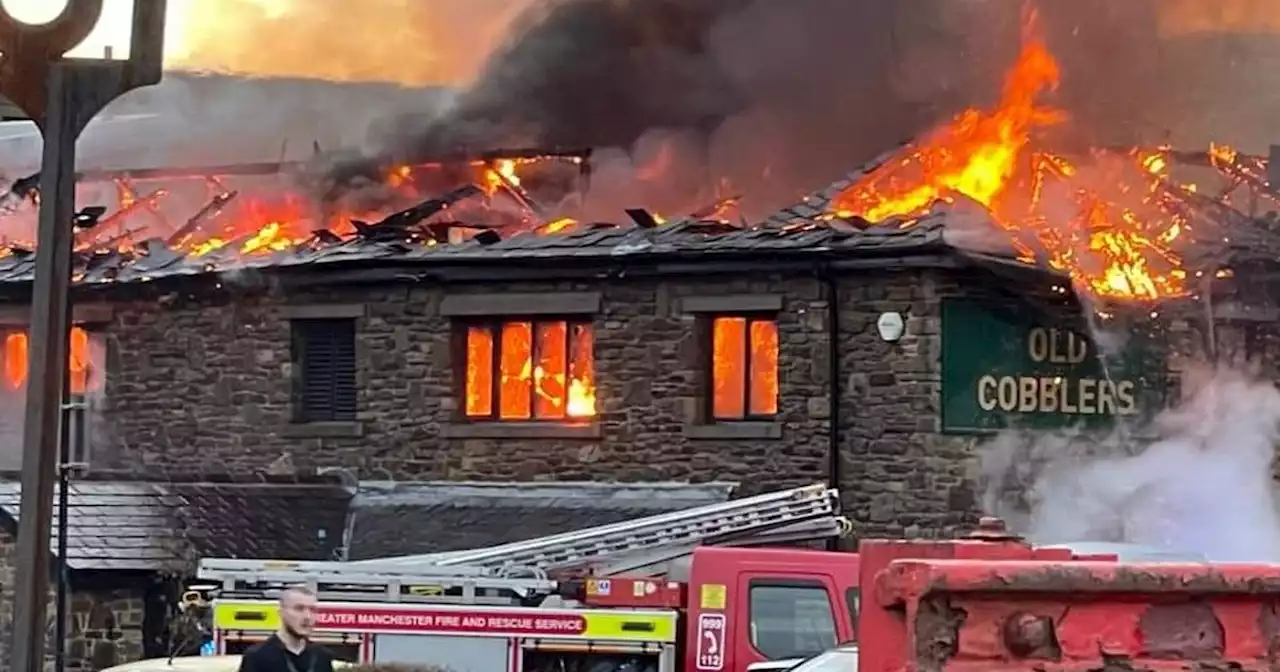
left=975, top=375, right=1138, bottom=416
left=1027, top=327, right=1089, bottom=364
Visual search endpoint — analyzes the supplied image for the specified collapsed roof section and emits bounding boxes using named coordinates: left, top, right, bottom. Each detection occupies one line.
left=0, top=142, right=1268, bottom=295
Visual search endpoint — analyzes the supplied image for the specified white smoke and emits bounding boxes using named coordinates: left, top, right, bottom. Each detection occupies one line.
left=976, top=363, right=1280, bottom=562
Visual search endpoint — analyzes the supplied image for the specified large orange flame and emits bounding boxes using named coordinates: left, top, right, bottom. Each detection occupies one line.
left=830, top=13, right=1194, bottom=301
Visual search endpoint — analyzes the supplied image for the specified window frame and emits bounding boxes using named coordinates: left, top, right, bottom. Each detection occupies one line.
left=746, top=578, right=839, bottom=661
left=457, top=316, right=595, bottom=423
left=704, top=313, right=781, bottom=422
left=290, top=317, right=358, bottom=424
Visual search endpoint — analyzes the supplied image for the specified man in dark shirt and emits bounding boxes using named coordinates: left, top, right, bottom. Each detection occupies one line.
left=238, top=587, right=335, bottom=672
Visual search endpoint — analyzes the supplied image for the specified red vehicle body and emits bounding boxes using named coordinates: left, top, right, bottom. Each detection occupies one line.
left=674, top=546, right=860, bottom=671
left=623, top=518, right=1277, bottom=672
left=207, top=502, right=1277, bottom=672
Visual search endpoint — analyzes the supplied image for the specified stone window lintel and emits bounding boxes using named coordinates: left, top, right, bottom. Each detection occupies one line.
left=683, top=422, right=783, bottom=440
left=281, top=421, right=365, bottom=438
left=444, top=422, right=602, bottom=440
left=440, top=292, right=602, bottom=317
left=680, top=294, right=783, bottom=314
left=280, top=304, right=366, bottom=320
left=0, top=304, right=114, bottom=326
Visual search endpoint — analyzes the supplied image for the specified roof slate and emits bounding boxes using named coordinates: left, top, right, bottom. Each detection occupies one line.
left=0, top=479, right=741, bottom=571
left=346, top=481, right=737, bottom=560
left=0, top=481, right=351, bottom=571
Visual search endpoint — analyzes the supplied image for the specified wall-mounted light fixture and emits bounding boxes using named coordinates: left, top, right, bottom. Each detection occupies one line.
left=876, top=312, right=906, bottom=342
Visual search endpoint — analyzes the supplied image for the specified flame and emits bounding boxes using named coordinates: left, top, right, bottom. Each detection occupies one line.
left=31, top=154, right=588, bottom=267
left=465, top=321, right=596, bottom=420
left=481, top=159, right=524, bottom=196
left=830, top=12, right=1194, bottom=301
left=711, top=317, right=778, bottom=419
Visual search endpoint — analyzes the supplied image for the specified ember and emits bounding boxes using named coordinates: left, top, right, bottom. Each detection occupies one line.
left=829, top=11, right=1204, bottom=301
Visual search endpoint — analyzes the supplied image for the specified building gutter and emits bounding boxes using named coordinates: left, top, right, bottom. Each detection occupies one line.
left=822, top=263, right=842, bottom=551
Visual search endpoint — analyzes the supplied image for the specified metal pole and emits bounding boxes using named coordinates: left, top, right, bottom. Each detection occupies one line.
left=11, top=64, right=77, bottom=672
left=2, top=5, right=167, bottom=671
left=53, top=401, right=70, bottom=672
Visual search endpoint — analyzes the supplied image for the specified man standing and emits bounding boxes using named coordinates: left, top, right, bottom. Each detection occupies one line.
left=237, top=587, right=336, bottom=672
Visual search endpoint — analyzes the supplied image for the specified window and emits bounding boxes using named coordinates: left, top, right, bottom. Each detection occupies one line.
left=844, top=588, right=859, bottom=642
left=0, top=326, right=106, bottom=466
left=710, top=316, right=779, bottom=420
left=463, top=319, right=595, bottom=421
left=0, top=326, right=100, bottom=394
left=291, top=319, right=357, bottom=423
left=748, top=581, right=837, bottom=660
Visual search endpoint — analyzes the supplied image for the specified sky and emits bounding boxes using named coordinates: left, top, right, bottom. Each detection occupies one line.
left=0, top=0, right=526, bottom=84
left=2, top=0, right=196, bottom=60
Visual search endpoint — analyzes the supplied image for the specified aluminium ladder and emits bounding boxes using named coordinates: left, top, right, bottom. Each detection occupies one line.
left=354, top=482, right=845, bottom=574
left=197, top=483, right=846, bottom=603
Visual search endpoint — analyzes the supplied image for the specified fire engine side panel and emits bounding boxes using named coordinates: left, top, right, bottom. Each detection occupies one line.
left=373, top=634, right=510, bottom=672
left=213, top=600, right=676, bottom=642
left=685, top=547, right=858, bottom=671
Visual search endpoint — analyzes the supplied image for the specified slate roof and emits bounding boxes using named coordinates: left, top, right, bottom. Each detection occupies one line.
left=0, top=481, right=352, bottom=571
left=0, top=479, right=741, bottom=570
left=346, top=481, right=737, bottom=560
left=0, top=213, right=956, bottom=288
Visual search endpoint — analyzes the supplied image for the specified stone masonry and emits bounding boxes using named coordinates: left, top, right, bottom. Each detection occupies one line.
left=64, top=266, right=985, bottom=539
left=0, top=528, right=146, bottom=671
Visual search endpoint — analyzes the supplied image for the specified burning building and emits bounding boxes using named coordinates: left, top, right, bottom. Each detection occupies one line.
left=2, top=5, right=1280, bottom=662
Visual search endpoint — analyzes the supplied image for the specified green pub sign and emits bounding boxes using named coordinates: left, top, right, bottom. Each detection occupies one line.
left=940, top=299, right=1164, bottom=433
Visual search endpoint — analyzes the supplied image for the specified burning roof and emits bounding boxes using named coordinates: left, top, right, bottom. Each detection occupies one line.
left=0, top=11, right=1273, bottom=301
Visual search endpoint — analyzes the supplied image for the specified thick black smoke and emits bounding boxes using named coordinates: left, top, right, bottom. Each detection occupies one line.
left=339, top=0, right=1280, bottom=220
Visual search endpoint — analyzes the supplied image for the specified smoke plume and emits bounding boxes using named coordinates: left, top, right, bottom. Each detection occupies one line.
left=323, top=0, right=1280, bottom=220
left=975, top=364, right=1280, bottom=562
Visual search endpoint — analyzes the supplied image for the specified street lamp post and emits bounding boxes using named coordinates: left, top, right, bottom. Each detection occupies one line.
left=0, top=3, right=167, bottom=671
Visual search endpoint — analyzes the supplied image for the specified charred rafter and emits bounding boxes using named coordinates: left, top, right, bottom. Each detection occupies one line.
left=165, top=190, right=239, bottom=248
left=351, top=185, right=485, bottom=242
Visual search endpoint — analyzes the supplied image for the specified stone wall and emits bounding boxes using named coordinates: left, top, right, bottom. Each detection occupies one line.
left=0, top=528, right=148, bottom=671
left=43, top=266, right=996, bottom=539
left=836, top=269, right=982, bottom=540
left=95, top=274, right=836, bottom=490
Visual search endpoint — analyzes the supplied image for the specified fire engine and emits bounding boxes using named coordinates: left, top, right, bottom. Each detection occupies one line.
left=197, top=483, right=1280, bottom=672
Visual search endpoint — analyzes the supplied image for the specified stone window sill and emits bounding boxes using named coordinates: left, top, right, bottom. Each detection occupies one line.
left=281, top=422, right=365, bottom=438
left=444, top=422, right=602, bottom=439
left=684, top=422, right=782, bottom=440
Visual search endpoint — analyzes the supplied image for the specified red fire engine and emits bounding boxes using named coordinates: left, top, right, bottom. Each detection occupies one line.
left=199, top=483, right=1280, bottom=672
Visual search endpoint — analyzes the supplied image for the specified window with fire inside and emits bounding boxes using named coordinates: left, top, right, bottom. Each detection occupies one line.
left=0, top=326, right=105, bottom=465
left=461, top=319, right=596, bottom=422
left=708, top=316, right=779, bottom=421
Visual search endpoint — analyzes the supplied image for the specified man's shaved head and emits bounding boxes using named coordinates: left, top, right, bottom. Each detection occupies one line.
left=280, top=586, right=317, bottom=606
left=278, top=585, right=319, bottom=640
